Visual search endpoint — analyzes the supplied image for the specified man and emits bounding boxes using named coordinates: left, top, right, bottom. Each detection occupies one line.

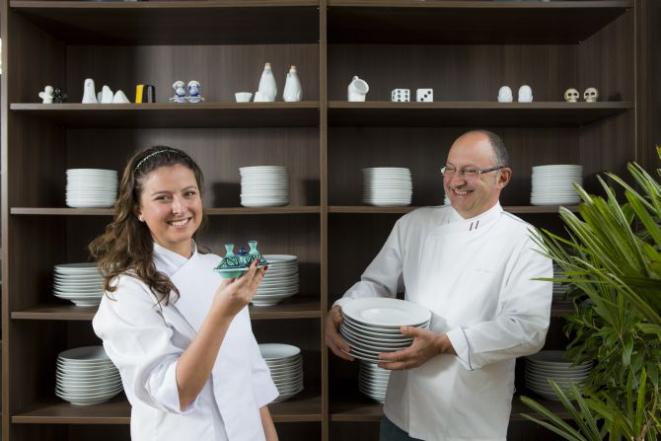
left=325, top=130, right=553, bottom=441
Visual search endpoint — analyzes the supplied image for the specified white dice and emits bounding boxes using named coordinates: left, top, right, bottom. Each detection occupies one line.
left=391, top=89, right=410, bottom=102
left=416, top=88, right=433, bottom=102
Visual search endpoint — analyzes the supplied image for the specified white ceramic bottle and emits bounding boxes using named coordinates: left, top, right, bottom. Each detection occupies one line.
left=256, top=62, right=277, bottom=102
left=283, top=65, right=302, bottom=102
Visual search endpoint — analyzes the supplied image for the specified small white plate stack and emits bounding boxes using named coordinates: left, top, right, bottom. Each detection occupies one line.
left=66, top=169, right=118, bottom=208
left=240, top=166, right=290, bottom=207
left=53, top=263, right=104, bottom=307
left=358, top=361, right=391, bottom=404
left=340, top=298, right=431, bottom=363
left=525, top=350, right=592, bottom=401
left=362, top=168, right=412, bottom=206
left=259, top=343, right=304, bottom=403
left=531, top=165, right=583, bottom=206
left=552, top=264, right=571, bottom=304
left=56, top=346, right=123, bottom=406
left=252, top=254, right=299, bottom=306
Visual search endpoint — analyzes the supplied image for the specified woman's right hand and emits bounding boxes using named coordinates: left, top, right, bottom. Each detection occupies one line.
left=213, top=259, right=266, bottom=318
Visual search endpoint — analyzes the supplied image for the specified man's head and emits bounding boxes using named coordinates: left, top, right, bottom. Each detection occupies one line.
left=443, top=130, right=512, bottom=219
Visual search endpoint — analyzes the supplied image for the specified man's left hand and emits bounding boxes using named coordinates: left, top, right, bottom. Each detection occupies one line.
left=378, top=327, right=455, bottom=370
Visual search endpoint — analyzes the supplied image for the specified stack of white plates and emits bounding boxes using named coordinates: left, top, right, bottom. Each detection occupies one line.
left=56, top=346, right=122, bottom=406
left=259, top=343, right=304, bottom=403
left=525, top=350, right=592, bottom=401
left=531, top=165, right=583, bottom=206
left=240, top=166, right=290, bottom=207
left=552, top=264, right=571, bottom=304
left=340, top=298, right=431, bottom=363
left=362, top=168, right=412, bottom=207
left=53, top=263, right=104, bottom=307
left=358, top=361, right=391, bottom=404
left=66, top=169, right=118, bottom=208
left=252, top=254, right=299, bottom=306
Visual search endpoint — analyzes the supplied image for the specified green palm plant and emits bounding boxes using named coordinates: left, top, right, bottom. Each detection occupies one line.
left=522, top=147, right=661, bottom=440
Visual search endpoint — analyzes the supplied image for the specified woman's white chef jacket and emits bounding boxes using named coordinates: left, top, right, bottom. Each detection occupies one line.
left=335, top=203, right=553, bottom=441
left=93, top=242, right=279, bottom=441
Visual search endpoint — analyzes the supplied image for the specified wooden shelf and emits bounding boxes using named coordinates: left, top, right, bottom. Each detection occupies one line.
left=329, top=206, right=579, bottom=214
left=11, top=1, right=319, bottom=45
left=328, top=1, right=631, bottom=44
left=11, top=207, right=321, bottom=216
left=10, top=103, right=320, bottom=128
left=12, top=298, right=321, bottom=321
left=12, top=389, right=321, bottom=424
left=328, top=102, right=633, bottom=127
left=551, top=303, right=573, bottom=317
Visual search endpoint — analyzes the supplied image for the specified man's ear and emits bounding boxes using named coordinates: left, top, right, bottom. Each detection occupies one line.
left=498, top=168, right=512, bottom=189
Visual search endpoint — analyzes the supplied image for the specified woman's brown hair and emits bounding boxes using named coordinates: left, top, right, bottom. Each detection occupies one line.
left=89, top=146, right=207, bottom=305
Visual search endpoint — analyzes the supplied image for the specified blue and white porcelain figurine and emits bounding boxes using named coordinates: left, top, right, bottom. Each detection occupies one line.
left=187, top=80, right=205, bottom=103
left=169, top=81, right=187, bottom=103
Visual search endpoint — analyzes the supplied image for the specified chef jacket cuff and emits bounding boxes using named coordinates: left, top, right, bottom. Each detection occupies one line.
left=445, top=328, right=474, bottom=371
left=333, top=297, right=352, bottom=309
left=145, top=358, right=199, bottom=414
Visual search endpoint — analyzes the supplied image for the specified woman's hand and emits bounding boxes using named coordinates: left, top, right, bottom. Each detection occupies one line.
left=213, top=259, right=267, bottom=318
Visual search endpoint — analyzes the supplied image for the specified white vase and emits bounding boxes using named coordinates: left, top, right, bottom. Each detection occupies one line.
left=257, top=62, right=277, bottom=102
left=283, top=65, right=302, bottom=102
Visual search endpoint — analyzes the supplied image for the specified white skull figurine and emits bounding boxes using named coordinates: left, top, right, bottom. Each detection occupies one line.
left=518, top=85, right=533, bottom=103
left=497, top=86, right=513, bottom=103
left=584, top=87, right=599, bottom=103
left=564, top=88, right=579, bottom=103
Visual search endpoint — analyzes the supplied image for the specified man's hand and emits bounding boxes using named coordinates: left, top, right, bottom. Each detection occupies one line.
left=324, top=306, right=354, bottom=361
left=378, top=327, right=455, bottom=370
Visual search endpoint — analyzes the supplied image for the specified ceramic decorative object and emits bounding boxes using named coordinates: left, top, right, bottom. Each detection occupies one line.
left=584, top=87, right=599, bottom=103
left=53, top=87, right=68, bottom=103
left=170, top=81, right=187, bottom=103
left=391, top=89, right=410, bottom=102
left=187, top=80, right=205, bottom=103
left=564, top=88, right=579, bottom=103
left=416, top=88, right=433, bottom=102
left=39, top=85, right=54, bottom=103
left=112, top=90, right=130, bottom=103
left=348, top=76, right=369, bottom=102
left=283, top=65, right=302, bottom=102
left=497, top=86, right=513, bottom=103
left=256, top=62, right=277, bottom=102
left=518, top=85, right=533, bottom=103
left=235, top=92, right=253, bottom=102
left=100, top=85, right=114, bottom=103
left=214, top=242, right=268, bottom=279
left=82, top=78, right=98, bottom=104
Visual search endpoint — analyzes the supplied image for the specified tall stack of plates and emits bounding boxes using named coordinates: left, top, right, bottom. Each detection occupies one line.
left=66, top=169, right=118, bottom=208
left=56, top=346, right=122, bottom=406
left=53, top=263, right=104, bottom=307
left=525, top=350, right=592, bottom=401
left=252, top=255, right=299, bottom=306
left=358, top=361, right=391, bottom=404
left=240, top=166, right=290, bottom=207
left=259, top=343, right=304, bottom=403
left=340, top=298, right=431, bottom=363
left=531, top=165, right=583, bottom=206
left=552, top=264, right=571, bottom=304
left=362, top=168, right=412, bottom=207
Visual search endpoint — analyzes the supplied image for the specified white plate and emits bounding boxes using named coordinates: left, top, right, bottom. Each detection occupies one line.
left=343, top=298, right=430, bottom=328
left=259, top=343, right=300, bottom=361
left=527, top=351, right=592, bottom=367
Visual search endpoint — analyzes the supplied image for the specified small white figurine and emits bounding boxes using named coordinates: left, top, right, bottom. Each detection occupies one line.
left=187, top=80, right=205, bottom=103
left=416, top=88, right=433, bottom=102
left=112, top=90, right=130, bottom=104
left=101, top=85, right=114, bottom=104
left=257, top=62, right=277, bottom=102
left=82, top=78, right=98, bottom=104
left=518, top=85, right=533, bottom=103
left=391, top=89, right=410, bottom=102
left=584, top=87, right=599, bottom=103
left=169, top=81, right=187, bottom=103
left=564, top=88, right=580, bottom=103
left=497, top=86, right=513, bottom=103
left=283, top=65, right=302, bottom=102
left=348, top=76, right=369, bottom=102
left=38, top=85, right=54, bottom=104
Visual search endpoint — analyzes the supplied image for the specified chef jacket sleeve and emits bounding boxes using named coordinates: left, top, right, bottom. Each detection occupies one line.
left=446, top=234, right=553, bottom=370
left=334, top=218, right=405, bottom=308
left=92, top=275, right=200, bottom=414
left=249, top=332, right=279, bottom=407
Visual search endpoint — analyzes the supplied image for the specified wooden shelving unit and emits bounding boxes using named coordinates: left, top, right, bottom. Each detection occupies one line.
left=2, top=0, right=650, bottom=440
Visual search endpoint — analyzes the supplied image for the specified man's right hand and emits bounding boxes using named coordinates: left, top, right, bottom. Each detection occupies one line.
left=324, top=305, right=354, bottom=361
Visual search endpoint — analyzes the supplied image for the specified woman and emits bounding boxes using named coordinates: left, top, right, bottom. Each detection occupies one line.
left=91, top=146, right=279, bottom=441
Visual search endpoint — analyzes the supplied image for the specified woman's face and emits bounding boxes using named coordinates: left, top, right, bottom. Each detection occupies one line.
left=137, top=164, right=203, bottom=257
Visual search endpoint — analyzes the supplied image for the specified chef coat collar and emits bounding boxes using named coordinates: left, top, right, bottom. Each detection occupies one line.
left=446, top=201, right=503, bottom=232
left=152, top=240, right=197, bottom=277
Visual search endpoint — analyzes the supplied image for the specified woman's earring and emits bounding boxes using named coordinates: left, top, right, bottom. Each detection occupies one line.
left=138, top=215, right=144, bottom=222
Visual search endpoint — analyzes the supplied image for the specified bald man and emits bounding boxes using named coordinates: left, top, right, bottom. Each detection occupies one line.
left=326, top=130, right=553, bottom=441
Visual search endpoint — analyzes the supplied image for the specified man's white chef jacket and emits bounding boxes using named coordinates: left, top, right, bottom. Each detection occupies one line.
left=335, top=202, right=553, bottom=441
left=93, top=242, right=278, bottom=441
